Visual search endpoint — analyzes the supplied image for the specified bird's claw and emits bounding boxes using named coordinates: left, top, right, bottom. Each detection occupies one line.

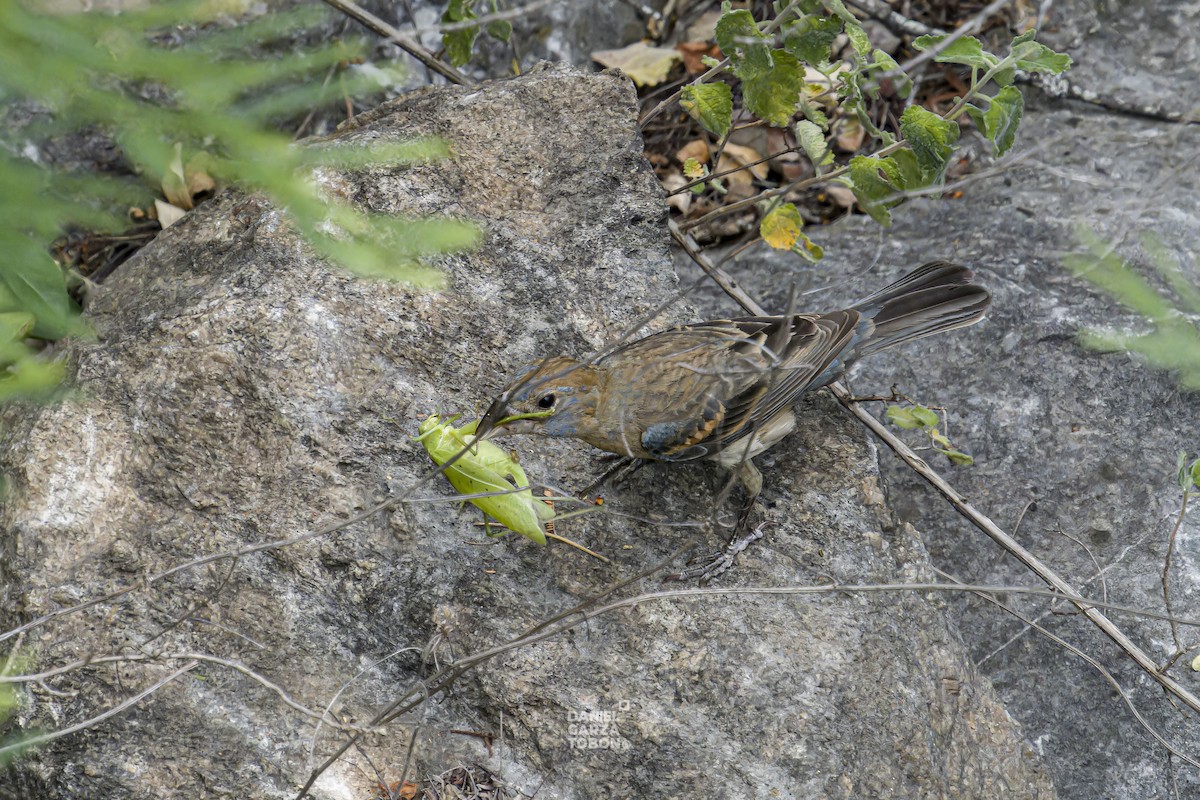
left=667, top=522, right=768, bottom=582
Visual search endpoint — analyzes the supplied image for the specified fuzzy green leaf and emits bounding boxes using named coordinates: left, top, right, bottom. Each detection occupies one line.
left=983, top=85, right=1023, bottom=157
left=911, top=405, right=940, bottom=428
left=871, top=49, right=911, bottom=98
left=1012, top=36, right=1072, bottom=74
left=912, top=34, right=995, bottom=70
left=847, top=156, right=900, bottom=225
left=848, top=155, right=902, bottom=201
left=442, top=0, right=480, bottom=68
left=485, top=19, right=512, bottom=43
left=824, top=0, right=869, bottom=55
left=716, top=7, right=772, bottom=80
left=680, top=83, right=733, bottom=138
left=0, top=258, right=80, bottom=340
left=885, top=404, right=924, bottom=429
left=899, top=105, right=959, bottom=176
left=940, top=448, right=975, bottom=466
left=843, top=20, right=871, bottom=56
left=794, top=119, right=833, bottom=169
left=743, top=48, right=804, bottom=126
left=798, top=95, right=830, bottom=128
left=783, top=14, right=840, bottom=65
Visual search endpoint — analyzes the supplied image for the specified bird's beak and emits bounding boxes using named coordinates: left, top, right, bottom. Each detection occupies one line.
left=475, top=395, right=554, bottom=440
left=475, top=397, right=510, bottom=440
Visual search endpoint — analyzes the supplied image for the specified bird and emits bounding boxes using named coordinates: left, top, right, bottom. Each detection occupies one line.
left=475, top=261, right=990, bottom=577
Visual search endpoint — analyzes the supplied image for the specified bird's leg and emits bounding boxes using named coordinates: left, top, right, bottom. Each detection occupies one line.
left=669, top=461, right=767, bottom=581
left=578, top=455, right=647, bottom=499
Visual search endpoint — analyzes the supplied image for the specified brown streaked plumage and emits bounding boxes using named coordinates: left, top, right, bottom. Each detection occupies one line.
left=478, top=261, right=990, bottom=475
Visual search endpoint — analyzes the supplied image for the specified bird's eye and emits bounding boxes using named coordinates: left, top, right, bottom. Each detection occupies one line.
left=537, top=393, right=556, bottom=409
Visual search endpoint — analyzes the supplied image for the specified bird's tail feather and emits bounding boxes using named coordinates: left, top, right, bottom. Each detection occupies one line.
left=850, top=261, right=990, bottom=358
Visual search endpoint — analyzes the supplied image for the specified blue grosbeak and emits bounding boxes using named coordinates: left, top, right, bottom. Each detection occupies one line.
left=477, top=261, right=989, bottom=574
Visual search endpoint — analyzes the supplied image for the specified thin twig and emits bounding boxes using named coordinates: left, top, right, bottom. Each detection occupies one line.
left=936, top=567, right=1200, bottom=769
left=321, top=0, right=474, bottom=87
left=1162, top=487, right=1190, bottom=655
left=0, top=661, right=198, bottom=758
left=0, top=652, right=373, bottom=731
left=878, top=0, right=1014, bottom=81
left=411, top=0, right=555, bottom=35
left=845, top=0, right=941, bottom=37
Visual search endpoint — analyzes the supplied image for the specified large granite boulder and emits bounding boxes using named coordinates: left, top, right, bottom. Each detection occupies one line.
left=1, top=64, right=1051, bottom=798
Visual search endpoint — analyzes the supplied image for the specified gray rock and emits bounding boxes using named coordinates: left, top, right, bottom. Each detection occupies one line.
left=675, top=14, right=1200, bottom=794
left=1, top=65, right=1051, bottom=798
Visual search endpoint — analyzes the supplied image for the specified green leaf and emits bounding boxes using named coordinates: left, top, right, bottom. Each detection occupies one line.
left=794, top=119, right=832, bottom=169
left=0, top=258, right=81, bottom=340
left=441, top=0, right=480, bottom=68
left=1191, top=458, right=1200, bottom=491
left=940, top=448, right=975, bottom=467
left=983, top=85, right=1023, bottom=157
left=993, top=66, right=1016, bottom=86
left=886, top=404, right=924, bottom=429
left=783, top=14, right=840, bottom=65
left=716, top=7, right=772, bottom=80
left=1143, top=233, right=1200, bottom=314
left=1010, top=30, right=1038, bottom=47
left=794, top=231, right=823, bottom=262
left=888, top=148, right=927, bottom=189
left=849, top=155, right=902, bottom=201
left=797, top=95, right=830, bottom=128
left=742, top=48, right=804, bottom=126
left=680, top=83, right=733, bottom=138
left=963, top=102, right=987, bottom=134
left=847, top=156, right=900, bottom=225
left=843, top=20, right=871, bottom=56
left=0, top=312, right=35, bottom=344
left=871, top=49, right=911, bottom=98
left=911, top=34, right=996, bottom=70
left=911, top=405, right=940, bottom=428
left=824, top=0, right=869, bottom=55
left=0, top=352, right=66, bottom=403
left=1011, top=35, right=1072, bottom=74
left=899, top=105, right=959, bottom=176
left=485, top=19, right=512, bottom=43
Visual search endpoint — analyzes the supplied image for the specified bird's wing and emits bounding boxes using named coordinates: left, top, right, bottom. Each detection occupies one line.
left=701, top=310, right=864, bottom=448
left=604, top=311, right=864, bottom=461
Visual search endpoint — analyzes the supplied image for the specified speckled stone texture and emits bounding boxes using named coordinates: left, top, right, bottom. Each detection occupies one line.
left=1, top=64, right=1051, bottom=799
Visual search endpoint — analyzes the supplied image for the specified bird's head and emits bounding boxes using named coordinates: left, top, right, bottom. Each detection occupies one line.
left=476, top=356, right=603, bottom=441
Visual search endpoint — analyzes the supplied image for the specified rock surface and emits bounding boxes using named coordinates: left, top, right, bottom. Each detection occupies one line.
left=1, top=65, right=1052, bottom=798
left=677, top=3, right=1200, bottom=798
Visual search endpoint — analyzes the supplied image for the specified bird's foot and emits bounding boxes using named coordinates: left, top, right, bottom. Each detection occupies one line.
left=578, top=456, right=646, bottom=499
left=667, top=521, right=768, bottom=582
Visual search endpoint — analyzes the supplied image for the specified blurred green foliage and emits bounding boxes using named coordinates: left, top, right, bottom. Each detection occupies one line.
left=0, top=0, right=478, bottom=405
left=1066, top=229, right=1200, bottom=390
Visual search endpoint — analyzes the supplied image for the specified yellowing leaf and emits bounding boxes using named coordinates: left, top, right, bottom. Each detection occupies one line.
left=760, top=203, right=804, bottom=250
left=682, top=157, right=707, bottom=180
left=592, top=42, right=682, bottom=88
